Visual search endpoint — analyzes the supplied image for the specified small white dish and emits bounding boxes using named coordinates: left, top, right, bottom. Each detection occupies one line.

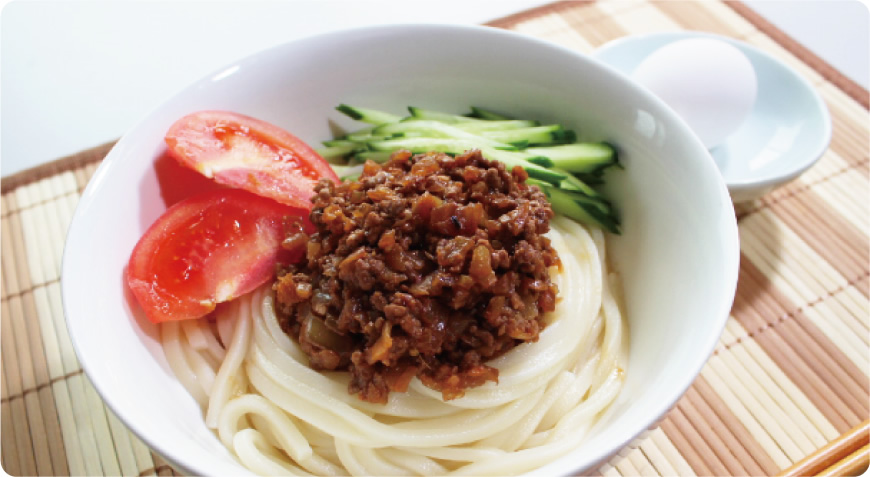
left=594, top=31, right=832, bottom=203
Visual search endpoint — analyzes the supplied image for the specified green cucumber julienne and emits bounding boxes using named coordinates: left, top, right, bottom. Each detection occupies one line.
left=366, top=137, right=565, bottom=184
left=468, top=106, right=513, bottom=120
left=336, top=104, right=402, bottom=125
left=327, top=104, right=622, bottom=233
left=528, top=179, right=621, bottom=234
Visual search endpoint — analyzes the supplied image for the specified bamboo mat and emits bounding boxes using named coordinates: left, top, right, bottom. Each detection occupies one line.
left=1, top=1, right=867, bottom=476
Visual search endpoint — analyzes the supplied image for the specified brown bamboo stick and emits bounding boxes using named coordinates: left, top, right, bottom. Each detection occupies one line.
left=34, top=181, right=67, bottom=276
left=16, top=188, right=52, bottom=285
left=82, top=375, right=123, bottom=475
left=51, top=378, right=88, bottom=476
left=647, top=426, right=696, bottom=476
left=729, top=327, right=843, bottom=448
left=1, top=360, right=21, bottom=474
left=5, top=291, right=52, bottom=475
left=46, top=280, right=93, bottom=475
left=702, top=357, right=792, bottom=469
left=1, top=212, right=21, bottom=297
left=7, top=394, right=36, bottom=476
left=758, top=330, right=856, bottom=432
left=561, top=0, right=629, bottom=47
left=65, top=371, right=105, bottom=476
left=813, top=175, right=869, bottom=234
left=106, top=407, right=144, bottom=476
left=690, top=377, right=771, bottom=475
left=735, top=263, right=859, bottom=431
left=679, top=388, right=751, bottom=476
left=836, top=285, right=870, bottom=338
left=792, top=311, right=869, bottom=402
left=773, top=200, right=866, bottom=292
left=709, top=346, right=807, bottom=462
left=13, top=228, right=64, bottom=477
left=662, top=406, right=721, bottom=476
left=761, top=305, right=868, bottom=419
left=658, top=415, right=712, bottom=476
left=741, top=337, right=840, bottom=442
left=790, top=191, right=867, bottom=272
left=37, top=384, right=69, bottom=475
left=802, top=295, right=868, bottom=370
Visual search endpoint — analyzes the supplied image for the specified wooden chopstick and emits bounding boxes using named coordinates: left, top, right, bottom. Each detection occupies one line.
left=778, top=419, right=869, bottom=476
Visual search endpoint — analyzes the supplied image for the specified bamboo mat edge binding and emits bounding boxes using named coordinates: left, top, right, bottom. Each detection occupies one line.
left=1, top=141, right=118, bottom=193
left=1, top=1, right=868, bottom=476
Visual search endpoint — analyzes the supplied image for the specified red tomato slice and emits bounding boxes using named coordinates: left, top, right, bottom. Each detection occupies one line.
left=164, top=111, right=338, bottom=210
left=153, top=150, right=228, bottom=207
left=126, top=188, right=303, bottom=323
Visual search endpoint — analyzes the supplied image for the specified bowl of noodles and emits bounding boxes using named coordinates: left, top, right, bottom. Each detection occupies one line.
left=62, top=24, right=739, bottom=476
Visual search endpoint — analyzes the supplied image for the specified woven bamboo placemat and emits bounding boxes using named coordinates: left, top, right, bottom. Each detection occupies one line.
left=2, top=1, right=867, bottom=476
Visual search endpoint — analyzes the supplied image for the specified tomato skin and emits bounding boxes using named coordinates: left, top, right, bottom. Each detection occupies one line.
left=153, top=150, right=228, bottom=207
left=126, top=188, right=304, bottom=323
left=164, top=111, right=338, bottom=210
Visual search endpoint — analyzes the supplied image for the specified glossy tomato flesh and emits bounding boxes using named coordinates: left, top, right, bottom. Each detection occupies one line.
left=127, top=188, right=305, bottom=323
left=164, top=111, right=338, bottom=210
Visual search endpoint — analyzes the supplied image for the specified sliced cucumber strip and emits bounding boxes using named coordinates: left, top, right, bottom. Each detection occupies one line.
left=322, top=139, right=358, bottom=148
left=525, top=143, right=617, bottom=173
left=316, top=143, right=360, bottom=161
left=553, top=169, right=610, bottom=203
left=528, top=179, right=620, bottom=234
left=469, top=106, right=513, bottom=120
left=343, top=126, right=378, bottom=142
left=336, top=104, right=402, bottom=125
left=407, top=106, right=484, bottom=123
left=482, top=125, right=572, bottom=145
left=453, top=119, right=540, bottom=132
left=331, top=163, right=365, bottom=180
left=353, top=150, right=394, bottom=163
left=526, top=156, right=555, bottom=167
left=366, top=137, right=565, bottom=184
left=372, top=120, right=511, bottom=148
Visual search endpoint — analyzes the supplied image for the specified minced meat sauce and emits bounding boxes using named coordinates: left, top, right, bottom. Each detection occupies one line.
left=273, top=149, right=560, bottom=403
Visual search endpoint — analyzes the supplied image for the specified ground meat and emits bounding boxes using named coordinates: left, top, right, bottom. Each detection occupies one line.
left=274, top=149, right=560, bottom=403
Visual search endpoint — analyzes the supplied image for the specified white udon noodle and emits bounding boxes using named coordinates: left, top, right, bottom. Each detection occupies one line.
left=160, top=215, right=627, bottom=476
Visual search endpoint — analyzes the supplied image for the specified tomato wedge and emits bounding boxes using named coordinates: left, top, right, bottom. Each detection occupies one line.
left=164, top=111, right=338, bottom=210
left=126, top=188, right=304, bottom=323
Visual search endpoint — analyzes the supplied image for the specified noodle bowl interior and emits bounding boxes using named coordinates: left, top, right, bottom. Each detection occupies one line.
left=160, top=151, right=627, bottom=476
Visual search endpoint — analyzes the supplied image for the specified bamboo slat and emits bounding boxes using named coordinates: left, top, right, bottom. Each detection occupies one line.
left=1, top=1, right=867, bottom=476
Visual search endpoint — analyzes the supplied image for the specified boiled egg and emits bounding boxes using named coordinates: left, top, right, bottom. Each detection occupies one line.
left=632, top=38, right=758, bottom=149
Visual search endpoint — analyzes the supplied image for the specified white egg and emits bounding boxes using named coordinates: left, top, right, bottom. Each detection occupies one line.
left=632, top=38, right=758, bottom=149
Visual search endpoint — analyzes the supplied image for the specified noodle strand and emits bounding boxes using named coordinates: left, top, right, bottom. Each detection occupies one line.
left=160, top=219, right=627, bottom=475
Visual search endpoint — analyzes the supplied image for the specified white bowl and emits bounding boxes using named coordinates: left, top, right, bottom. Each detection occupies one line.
left=62, top=24, right=739, bottom=476
left=594, top=31, right=832, bottom=203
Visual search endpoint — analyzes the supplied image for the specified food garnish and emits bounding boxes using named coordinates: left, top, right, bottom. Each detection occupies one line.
left=126, top=188, right=307, bottom=323
left=165, top=110, right=339, bottom=210
left=323, top=104, right=622, bottom=233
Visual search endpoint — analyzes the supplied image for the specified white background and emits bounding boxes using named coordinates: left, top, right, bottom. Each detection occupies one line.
left=2, top=0, right=868, bottom=178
